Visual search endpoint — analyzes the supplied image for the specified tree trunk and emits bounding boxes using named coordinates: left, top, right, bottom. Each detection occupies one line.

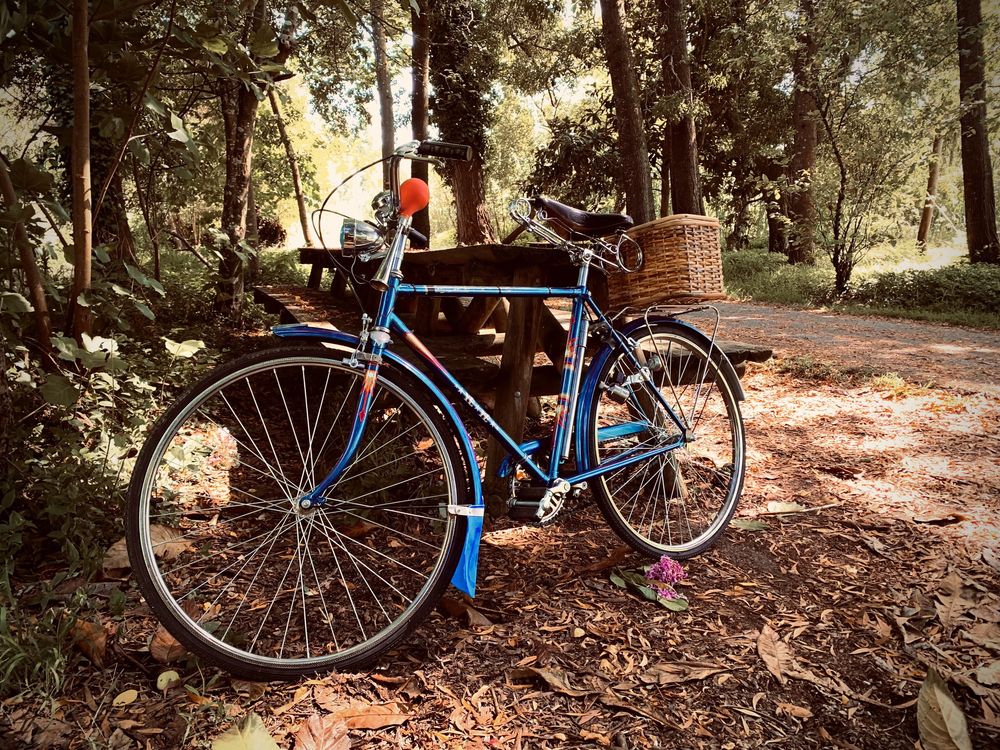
left=0, top=157, right=53, bottom=361
left=247, top=176, right=261, bottom=283
left=372, top=0, right=395, bottom=188
left=267, top=88, right=317, bottom=247
left=69, top=0, right=93, bottom=340
left=786, top=0, right=818, bottom=265
left=132, top=159, right=161, bottom=280
left=659, top=0, right=704, bottom=216
left=411, top=3, right=432, bottom=241
left=957, top=0, right=1000, bottom=264
left=216, top=81, right=261, bottom=314
left=599, top=0, right=655, bottom=224
left=917, top=135, right=943, bottom=249
left=659, top=128, right=671, bottom=216
left=92, top=135, right=136, bottom=263
left=453, top=159, right=495, bottom=245
left=726, top=191, right=752, bottom=251
left=767, top=198, right=789, bottom=255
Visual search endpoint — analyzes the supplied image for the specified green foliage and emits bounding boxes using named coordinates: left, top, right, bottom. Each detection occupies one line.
left=843, top=264, right=1000, bottom=318
left=724, top=249, right=1000, bottom=328
left=723, top=250, right=834, bottom=306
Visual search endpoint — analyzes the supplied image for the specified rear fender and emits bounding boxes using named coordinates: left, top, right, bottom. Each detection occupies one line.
left=271, top=324, right=484, bottom=597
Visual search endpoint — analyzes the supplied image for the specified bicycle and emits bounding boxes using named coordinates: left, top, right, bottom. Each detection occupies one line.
left=126, top=140, right=746, bottom=680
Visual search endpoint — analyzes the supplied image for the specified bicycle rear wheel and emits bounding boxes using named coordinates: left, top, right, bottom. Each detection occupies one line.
left=127, top=346, right=467, bottom=679
left=585, top=320, right=745, bottom=559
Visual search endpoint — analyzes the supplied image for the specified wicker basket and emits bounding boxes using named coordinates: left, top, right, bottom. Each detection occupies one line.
left=607, top=214, right=725, bottom=309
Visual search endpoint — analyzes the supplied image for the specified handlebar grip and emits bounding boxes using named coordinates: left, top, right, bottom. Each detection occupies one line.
left=407, top=227, right=429, bottom=249
left=416, top=141, right=473, bottom=161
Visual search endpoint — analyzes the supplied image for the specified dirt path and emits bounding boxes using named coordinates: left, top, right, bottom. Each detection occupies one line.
left=712, top=302, right=1000, bottom=394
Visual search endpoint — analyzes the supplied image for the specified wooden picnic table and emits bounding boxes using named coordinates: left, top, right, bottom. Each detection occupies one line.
left=297, top=243, right=587, bottom=496
left=275, top=244, right=772, bottom=500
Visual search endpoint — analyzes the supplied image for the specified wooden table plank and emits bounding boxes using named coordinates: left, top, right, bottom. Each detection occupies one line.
left=484, top=264, right=546, bottom=510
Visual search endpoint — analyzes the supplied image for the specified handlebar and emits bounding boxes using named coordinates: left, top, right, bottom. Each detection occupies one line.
left=415, top=141, right=473, bottom=162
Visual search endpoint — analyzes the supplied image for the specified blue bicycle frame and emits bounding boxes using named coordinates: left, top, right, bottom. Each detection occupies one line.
left=274, top=146, right=694, bottom=596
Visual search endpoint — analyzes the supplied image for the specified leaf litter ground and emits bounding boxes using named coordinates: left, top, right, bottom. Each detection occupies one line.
left=3, top=354, right=999, bottom=749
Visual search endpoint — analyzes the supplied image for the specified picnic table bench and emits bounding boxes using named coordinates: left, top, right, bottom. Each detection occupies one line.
left=256, top=243, right=772, bottom=492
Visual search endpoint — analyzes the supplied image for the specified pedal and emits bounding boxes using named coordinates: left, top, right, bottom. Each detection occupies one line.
left=506, top=486, right=548, bottom=521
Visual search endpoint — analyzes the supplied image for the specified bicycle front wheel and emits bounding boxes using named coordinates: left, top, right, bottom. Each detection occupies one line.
left=127, top=346, right=468, bottom=679
left=585, top=320, right=745, bottom=559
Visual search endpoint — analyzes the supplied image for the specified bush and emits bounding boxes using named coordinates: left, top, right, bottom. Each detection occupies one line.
left=722, top=250, right=834, bottom=306
left=843, top=264, right=1000, bottom=314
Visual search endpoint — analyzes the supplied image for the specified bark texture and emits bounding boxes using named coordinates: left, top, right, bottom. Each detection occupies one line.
left=268, top=88, right=316, bottom=247
left=216, top=79, right=260, bottom=312
left=453, top=159, right=495, bottom=245
left=917, top=135, right=943, bottom=249
left=658, top=0, right=704, bottom=216
left=599, top=0, right=655, bottom=224
left=371, top=0, right=395, bottom=188
left=0, top=157, right=53, bottom=359
left=957, top=0, right=1000, bottom=263
left=69, top=0, right=93, bottom=339
left=786, top=0, right=818, bottom=265
left=411, top=3, right=432, bottom=241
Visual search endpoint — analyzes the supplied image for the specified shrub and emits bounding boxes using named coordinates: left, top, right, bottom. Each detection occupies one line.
left=842, top=264, right=1000, bottom=314
left=722, top=250, right=833, bottom=306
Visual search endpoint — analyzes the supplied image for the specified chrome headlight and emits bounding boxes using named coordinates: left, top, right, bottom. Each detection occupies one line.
left=340, top=218, right=383, bottom=254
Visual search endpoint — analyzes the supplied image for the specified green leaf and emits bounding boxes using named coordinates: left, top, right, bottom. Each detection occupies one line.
left=144, top=94, right=167, bottom=117
left=331, top=0, right=358, bottom=25
left=250, top=26, right=278, bottom=58
left=0, top=292, right=33, bottom=313
left=133, top=300, right=155, bottom=320
left=164, top=339, right=205, bottom=358
left=657, top=595, right=689, bottom=611
left=211, top=713, right=279, bottom=750
left=128, top=139, right=150, bottom=166
left=40, top=374, right=80, bottom=407
left=201, top=36, right=230, bottom=55
left=8, top=158, right=54, bottom=194
left=125, top=264, right=166, bottom=296
left=731, top=518, right=768, bottom=531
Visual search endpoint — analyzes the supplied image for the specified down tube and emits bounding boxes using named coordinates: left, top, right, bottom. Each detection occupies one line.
left=389, top=313, right=548, bottom=484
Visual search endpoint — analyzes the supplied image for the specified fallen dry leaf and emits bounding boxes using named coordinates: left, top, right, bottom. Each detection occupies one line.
left=917, top=669, right=973, bottom=750
left=149, top=524, right=192, bottom=560
left=112, top=689, right=138, bottom=707
left=323, top=701, right=410, bottom=730
left=935, top=572, right=972, bottom=630
left=765, top=501, right=808, bottom=514
left=975, top=661, right=1000, bottom=687
left=757, top=624, right=792, bottom=685
left=439, top=596, right=492, bottom=627
left=777, top=702, right=813, bottom=719
left=507, top=666, right=596, bottom=697
left=211, top=712, right=279, bottom=750
left=71, top=618, right=106, bottom=667
left=294, top=714, right=350, bottom=750
left=102, top=538, right=130, bottom=572
left=639, top=661, right=729, bottom=685
left=150, top=625, right=187, bottom=663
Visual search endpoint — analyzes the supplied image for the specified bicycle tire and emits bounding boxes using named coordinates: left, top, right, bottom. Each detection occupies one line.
left=127, top=345, right=468, bottom=679
left=585, top=320, right=745, bottom=559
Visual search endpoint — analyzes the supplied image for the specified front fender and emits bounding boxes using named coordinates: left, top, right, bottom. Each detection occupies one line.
left=573, top=316, right=745, bottom=472
left=271, top=324, right=484, bottom=597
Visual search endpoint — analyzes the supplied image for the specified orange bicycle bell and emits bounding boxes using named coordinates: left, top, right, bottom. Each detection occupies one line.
left=398, top=178, right=430, bottom=218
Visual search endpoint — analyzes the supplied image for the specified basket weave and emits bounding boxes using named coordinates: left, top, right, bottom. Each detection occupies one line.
left=608, top=214, right=725, bottom=309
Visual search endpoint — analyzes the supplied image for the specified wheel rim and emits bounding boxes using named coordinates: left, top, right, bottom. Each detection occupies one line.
left=593, top=332, right=744, bottom=554
left=135, top=356, right=459, bottom=668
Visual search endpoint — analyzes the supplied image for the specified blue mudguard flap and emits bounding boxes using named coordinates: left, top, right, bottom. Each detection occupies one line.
left=271, top=324, right=484, bottom=596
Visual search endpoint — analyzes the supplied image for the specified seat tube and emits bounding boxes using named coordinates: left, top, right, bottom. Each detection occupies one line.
left=548, top=263, right=591, bottom=478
